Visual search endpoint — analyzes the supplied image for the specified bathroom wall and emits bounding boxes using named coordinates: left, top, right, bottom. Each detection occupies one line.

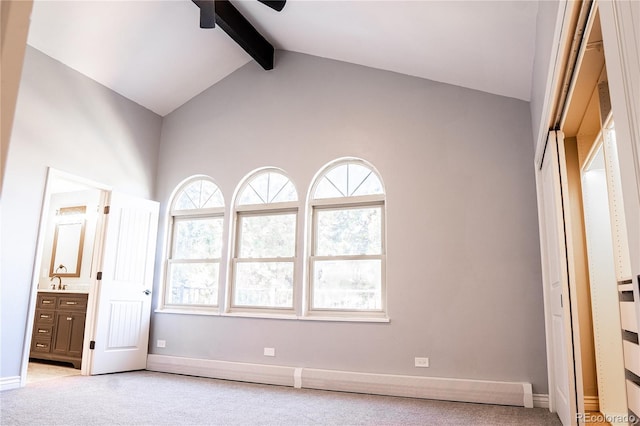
left=37, top=189, right=102, bottom=293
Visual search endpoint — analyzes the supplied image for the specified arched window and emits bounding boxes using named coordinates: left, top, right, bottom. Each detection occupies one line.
left=230, top=170, right=298, bottom=311
left=308, top=159, right=386, bottom=316
left=163, top=177, right=224, bottom=308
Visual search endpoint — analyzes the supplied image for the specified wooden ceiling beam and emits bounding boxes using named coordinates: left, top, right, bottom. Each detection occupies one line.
left=192, top=0, right=279, bottom=70
left=192, top=0, right=215, bottom=29
left=257, top=0, right=286, bottom=12
left=214, top=0, right=274, bottom=70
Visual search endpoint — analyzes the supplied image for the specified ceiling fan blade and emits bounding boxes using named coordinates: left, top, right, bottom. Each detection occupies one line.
left=192, top=0, right=215, bottom=28
left=257, top=0, right=286, bottom=12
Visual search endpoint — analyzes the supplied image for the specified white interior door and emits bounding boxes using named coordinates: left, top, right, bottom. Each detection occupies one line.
left=89, top=192, right=159, bottom=375
left=539, top=130, right=577, bottom=426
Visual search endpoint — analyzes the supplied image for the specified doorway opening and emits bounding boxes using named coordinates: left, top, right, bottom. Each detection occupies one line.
left=556, top=7, right=631, bottom=422
left=23, top=168, right=109, bottom=384
left=21, top=168, right=160, bottom=385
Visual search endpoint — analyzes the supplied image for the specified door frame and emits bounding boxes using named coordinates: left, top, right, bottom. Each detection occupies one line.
left=534, top=0, right=640, bottom=417
left=20, top=168, right=111, bottom=385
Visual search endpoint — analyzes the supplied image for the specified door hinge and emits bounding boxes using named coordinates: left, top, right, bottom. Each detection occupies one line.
left=97, top=272, right=102, bottom=280
left=90, top=341, right=96, bottom=350
left=104, top=205, right=110, bottom=214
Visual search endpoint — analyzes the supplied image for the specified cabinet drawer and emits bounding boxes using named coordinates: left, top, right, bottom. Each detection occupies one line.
left=33, top=324, right=53, bottom=337
left=32, top=339, right=51, bottom=353
left=37, top=295, right=57, bottom=309
left=57, top=296, right=87, bottom=311
left=35, top=310, right=55, bottom=324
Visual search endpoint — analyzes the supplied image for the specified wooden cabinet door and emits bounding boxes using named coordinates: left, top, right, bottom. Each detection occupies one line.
left=67, top=312, right=86, bottom=358
left=52, top=311, right=85, bottom=356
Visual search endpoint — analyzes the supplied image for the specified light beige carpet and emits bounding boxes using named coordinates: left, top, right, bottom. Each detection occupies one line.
left=2, top=370, right=562, bottom=425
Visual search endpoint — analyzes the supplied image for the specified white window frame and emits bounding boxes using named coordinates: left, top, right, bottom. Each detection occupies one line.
left=306, top=160, right=388, bottom=320
left=159, top=177, right=225, bottom=313
left=226, top=170, right=299, bottom=316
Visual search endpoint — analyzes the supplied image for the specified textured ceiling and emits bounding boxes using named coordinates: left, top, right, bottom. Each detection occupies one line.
left=27, top=0, right=539, bottom=116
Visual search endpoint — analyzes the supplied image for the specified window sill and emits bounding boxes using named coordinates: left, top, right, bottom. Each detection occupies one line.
left=155, top=308, right=390, bottom=323
left=299, top=315, right=390, bottom=323
left=155, top=308, right=221, bottom=316
left=222, top=311, right=298, bottom=320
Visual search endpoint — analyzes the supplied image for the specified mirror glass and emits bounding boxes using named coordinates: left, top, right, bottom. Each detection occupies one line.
left=49, top=206, right=86, bottom=277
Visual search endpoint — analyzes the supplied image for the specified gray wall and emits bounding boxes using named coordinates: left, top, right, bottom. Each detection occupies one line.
left=0, top=47, right=161, bottom=379
left=153, top=51, right=549, bottom=393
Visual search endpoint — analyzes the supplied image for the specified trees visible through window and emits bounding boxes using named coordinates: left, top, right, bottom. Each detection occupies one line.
left=164, top=177, right=224, bottom=308
left=310, top=160, right=386, bottom=314
left=231, top=170, right=298, bottom=310
left=162, top=160, right=386, bottom=319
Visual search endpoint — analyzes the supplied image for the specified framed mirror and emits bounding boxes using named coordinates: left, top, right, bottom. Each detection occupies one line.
left=49, top=206, right=86, bottom=277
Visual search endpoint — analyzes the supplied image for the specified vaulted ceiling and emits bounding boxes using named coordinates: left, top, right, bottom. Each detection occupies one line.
left=27, top=0, right=539, bottom=116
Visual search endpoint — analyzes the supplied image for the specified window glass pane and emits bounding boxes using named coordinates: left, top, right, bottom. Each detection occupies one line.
left=314, top=177, right=345, bottom=199
left=316, top=207, right=382, bottom=256
left=249, top=173, right=270, bottom=203
left=234, top=262, right=293, bottom=308
left=239, top=213, right=296, bottom=258
left=168, top=262, right=219, bottom=305
left=350, top=172, right=383, bottom=197
left=346, top=163, right=371, bottom=195
left=270, top=179, right=297, bottom=203
left=324, top=165, right=348, bottom=197
left=173, top=217, right=223, bottom=259
left=312, top=259, right=381, bottom=310
left=174, top=179, right=223, bottom=210
left=237, top=172, right=298, bottom=205
left=200, top=183, right=224, bottom=209
left=313, top=163, right=383, bottom=199
left=238, top=184, right=265, bottom=205
left=174, top=190, right=198, bottom=210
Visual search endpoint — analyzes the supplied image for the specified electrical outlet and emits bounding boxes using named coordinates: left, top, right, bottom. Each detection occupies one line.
left=264, top=347, right=275, bottom=357
left=414, top=357, right=429, bottom=368
left=157, top=340, right=166, bottom=348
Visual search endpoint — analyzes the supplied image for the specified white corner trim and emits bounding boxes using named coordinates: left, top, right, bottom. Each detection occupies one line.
left=0, top=376, right=21, bottom=392
left=523, top=383, right=534, bottom=408
left=147, top=354, right=533, bottom=407
left=533, top=393, right=550, bottom=409
left=293, top=367, right=302, bottom=389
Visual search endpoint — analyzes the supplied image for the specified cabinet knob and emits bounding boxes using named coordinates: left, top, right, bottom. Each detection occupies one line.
left=66, top=301, right=77, bottom=305
left=66, top=317, right=73, bottom=321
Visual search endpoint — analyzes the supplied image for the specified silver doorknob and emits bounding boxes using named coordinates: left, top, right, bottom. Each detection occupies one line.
left=143, top=289, right=151, bottom=295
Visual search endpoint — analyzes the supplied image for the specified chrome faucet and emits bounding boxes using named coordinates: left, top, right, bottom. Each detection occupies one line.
left=50, top=275, right=65, bottom=290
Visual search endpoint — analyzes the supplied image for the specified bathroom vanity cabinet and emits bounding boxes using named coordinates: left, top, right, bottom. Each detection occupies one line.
left=30, top=292, right=88, bottom=369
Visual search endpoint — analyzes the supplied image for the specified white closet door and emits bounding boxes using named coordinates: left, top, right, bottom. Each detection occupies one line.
left=538, top=130, right=577, bottom=426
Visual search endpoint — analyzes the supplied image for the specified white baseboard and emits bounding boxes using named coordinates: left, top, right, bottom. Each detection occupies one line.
left=146, top=354, right=295, bottom=387
left=147, top=354, right=533, bottom=408
left=533, top=393, right=550, bottom=408
left=0, top=376, right=21, bottom=391
left=584, top=395, right=599, bottom=411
